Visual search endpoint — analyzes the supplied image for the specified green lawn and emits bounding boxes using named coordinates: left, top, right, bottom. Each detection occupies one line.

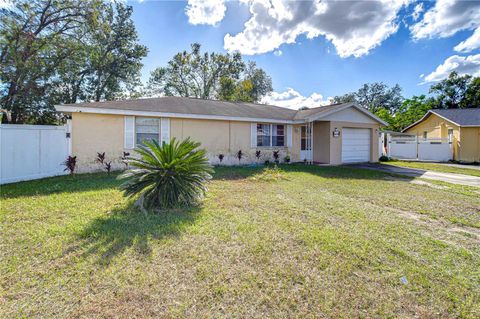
left=1, top=165, right=479, bottom=318
left=383, top=160, right=480, bottom=177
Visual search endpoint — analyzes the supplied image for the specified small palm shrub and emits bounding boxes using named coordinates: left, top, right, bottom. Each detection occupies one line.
left=237, top=150, right=243, bottom=164
left=63, top=156, right=77, bottom=175
left=255, top=150, right=261, bottom=161
left=118, top=138, right=213, bottom=211
left=273, top=150, right=280, bottom=164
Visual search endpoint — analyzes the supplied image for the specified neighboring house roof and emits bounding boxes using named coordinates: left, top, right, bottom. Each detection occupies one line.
left=55, top=96, right=387, bottom=125
left=403, top=108, right=480, bottom=132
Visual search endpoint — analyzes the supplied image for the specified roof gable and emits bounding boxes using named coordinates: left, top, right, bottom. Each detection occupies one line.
left=296, top=102, right=387, bottom=125
left=403, top=108, right=480, bottom=132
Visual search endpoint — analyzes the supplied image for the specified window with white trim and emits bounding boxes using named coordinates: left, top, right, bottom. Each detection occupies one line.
left=257, top=124, right=285, bottom=147
left=136, top=117, right=160, bottom=145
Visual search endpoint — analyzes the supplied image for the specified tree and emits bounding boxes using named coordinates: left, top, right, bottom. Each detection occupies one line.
left=429, top=72, right=479, bottom=108
left=0, top=0, right=148, bottom=124
left=465, top=77, right=480, bottom=108
left=0, top=0, right=99, bottom=123
left=393, top=95, right=434, bottom=131
left=55, top=1, right=147, bottom=104
left=119, top=138, right=213, bottom=211
left=85, top=2, right=147, bottom=102
left=242, top=61, right=272, bottom=102
left=355, top=83, right=403, bottom=114
left=332, top=93, right=356, bottom=104
left=332, top=83, right=403, bottom=114
left=146, top=43, right=244, bottom=99
left=146, top=44, right=272, bottom=103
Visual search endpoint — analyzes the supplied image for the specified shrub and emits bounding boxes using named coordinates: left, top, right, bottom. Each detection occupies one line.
left=96, top=152, right=106, bottom=164
left=255, top=150, right=261, bottom=161
left=63, top=156, right=77, bottom=175
left=121, top=152, right=130, bottom=168
left=105, top=161, right=112, bottom=173
left=379, top=155, right=391, bottom=162
left=284, top=155, right=290, bottom=163
left=218, top=154, right=224, bottom=163
left=237, top=150, right=243, bottom=164
left=273, top=150, right=280, bottom=164
left=118, top=138, right=213, bottom=211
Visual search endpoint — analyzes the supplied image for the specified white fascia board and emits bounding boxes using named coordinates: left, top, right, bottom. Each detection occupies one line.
left=402, top=110, right=465, bottom=132
left=429, top=110, right=462, bottom=127
left=55, top=105, right=298, bottom=124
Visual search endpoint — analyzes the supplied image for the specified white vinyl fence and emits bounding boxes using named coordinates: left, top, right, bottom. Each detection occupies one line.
left=385, top=133, right=452, bottom=162
left=0, top=124, right=70, bottom=184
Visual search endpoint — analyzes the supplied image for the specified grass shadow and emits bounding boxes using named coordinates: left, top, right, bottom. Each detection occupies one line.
left=1, top=172, right=123, bottom=199
left=65, top=201, right=201, bottom=266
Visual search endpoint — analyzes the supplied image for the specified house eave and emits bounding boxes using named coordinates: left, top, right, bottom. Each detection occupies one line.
left=55, top=105, right=303, bottom=124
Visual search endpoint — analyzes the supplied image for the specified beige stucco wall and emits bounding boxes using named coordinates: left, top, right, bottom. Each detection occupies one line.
left=71, top=113, right=126, bottom=172
left=404, top=113, right=465, bottom=162
left=290, top=124, right=302, bottom=162
left=328, top=121, right=380, bottom=165
left=171, top=118, right=265, bottom=164
left=70, top=111, right=383, bottom=171
left=71, top=114, right=296, bottom=171
left=459, top=127, right=480, bottom=163
left=313, top=121, right=330, bottom=163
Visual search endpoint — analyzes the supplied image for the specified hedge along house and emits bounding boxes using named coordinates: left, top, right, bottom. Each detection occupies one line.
left=403, top=108, right=480, bottom=163
left=55, top=97, right=387, bottom=172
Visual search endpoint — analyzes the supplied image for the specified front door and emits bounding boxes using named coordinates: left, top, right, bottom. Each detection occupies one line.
left=300, top=125, right=312, bottom=161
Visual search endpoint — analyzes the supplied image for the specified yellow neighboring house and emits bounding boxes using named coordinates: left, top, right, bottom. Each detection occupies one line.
left=403, top=109, right=480, bottom=163
left=55, top=97, right=387, bottom=172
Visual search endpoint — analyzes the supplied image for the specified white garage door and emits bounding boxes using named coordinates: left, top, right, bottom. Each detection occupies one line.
left=342, top=128, right=371, bottom=163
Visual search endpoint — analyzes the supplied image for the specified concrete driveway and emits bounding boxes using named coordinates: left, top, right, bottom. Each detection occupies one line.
left=349, top=163, right=480, bottom=187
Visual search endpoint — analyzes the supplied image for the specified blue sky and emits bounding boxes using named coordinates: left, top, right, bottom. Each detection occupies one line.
left=128, top=0, right=480, bottom=109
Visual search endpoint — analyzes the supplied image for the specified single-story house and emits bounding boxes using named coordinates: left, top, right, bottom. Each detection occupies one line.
left=55, top=97, right=387, bottom=172
left=403, top=108, right=480, bottom=163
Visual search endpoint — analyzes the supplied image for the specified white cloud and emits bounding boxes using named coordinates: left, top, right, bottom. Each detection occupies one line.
left=410, top=0, right=480, bottom=39
left=273, top=50, right=282, bottom=56
left=261, top=88, right=331, bottom=110
left=411, top=3, right=424, bottom=21
left=185, top=0, right=226, bottom=26
left=224, top=0, right=408, bottom=58
left=0, top=0, right=13, bottom=9
left=454, top=28, right=480, bottom=53
left=422, top=54, right=480, bottom=83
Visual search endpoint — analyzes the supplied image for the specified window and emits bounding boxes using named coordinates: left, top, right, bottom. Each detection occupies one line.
left=136, top=117, right=160, bottom=145
left=272, top=124, right=285, bottom=146
left=423, top=131, right=427, bottom=139
left=257, top=124, right=285, bottom=147
left=448, top=129, right=454, bottom=141
left=257, top=124, right=271, bottom=147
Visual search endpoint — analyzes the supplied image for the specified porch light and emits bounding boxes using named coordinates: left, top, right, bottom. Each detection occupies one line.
left=332, top=128, right=340, bottom=138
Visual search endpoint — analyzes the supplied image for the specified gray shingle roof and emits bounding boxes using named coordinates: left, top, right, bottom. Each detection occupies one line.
left=431, top=109, right=480, bottom=126
left=57, top=97, right=385, bottom=124
left=61, top=96, right=298, bottom=121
